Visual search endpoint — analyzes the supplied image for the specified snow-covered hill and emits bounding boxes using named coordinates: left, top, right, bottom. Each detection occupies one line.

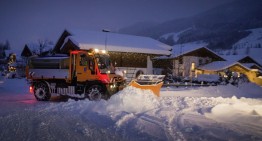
left=219, top=28, right=262, bottom=64
left=159, top=28, right=193, bottom=44
left=120, top=0, right=262, bottom=50
left=233, top=28, right=262, bottom=50
left=0, top=78, right=262, bottom=141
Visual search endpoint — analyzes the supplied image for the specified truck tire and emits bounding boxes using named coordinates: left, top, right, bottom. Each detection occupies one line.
left=34, top=82, right=51, bottom=101
left=85, top=84, right=106, bottom=101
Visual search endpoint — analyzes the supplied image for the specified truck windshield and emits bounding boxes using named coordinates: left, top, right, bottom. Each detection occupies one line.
left=95, top=54, right=114, bottom=74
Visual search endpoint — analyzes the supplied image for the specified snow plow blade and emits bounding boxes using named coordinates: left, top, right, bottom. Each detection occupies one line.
left=129, top=75, right=165, bottom=97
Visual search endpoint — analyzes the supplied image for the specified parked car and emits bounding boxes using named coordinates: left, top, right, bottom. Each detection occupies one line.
left=195, top=74, right=221, bottom=85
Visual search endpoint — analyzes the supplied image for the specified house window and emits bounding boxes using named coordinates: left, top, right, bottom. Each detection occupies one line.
left=199, top=59, right=203, bottom=65
left=179, top=57, right=183, bottom=64
left=191, top=62, right=195, bottom=71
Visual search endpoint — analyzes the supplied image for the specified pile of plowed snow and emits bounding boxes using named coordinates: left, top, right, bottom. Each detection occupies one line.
left=60, top=86, right=160, bottom=115
left=104, top=86, right=160, bottom=113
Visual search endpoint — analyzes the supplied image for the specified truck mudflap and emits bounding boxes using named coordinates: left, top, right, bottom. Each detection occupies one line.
left=129, top=75, right=165, bottom=97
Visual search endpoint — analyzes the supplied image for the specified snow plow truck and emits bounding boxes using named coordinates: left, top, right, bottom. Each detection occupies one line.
left=26, top=49, right=127, bottom=101
left=26, top=49, right=165, bottom=101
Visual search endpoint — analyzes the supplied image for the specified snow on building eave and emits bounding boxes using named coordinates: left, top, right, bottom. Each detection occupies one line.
left=198, top=61, right=251, bottom=72
left=78, top=43, right=171, bottom=55
left=242, top=63, right=262, bottom=70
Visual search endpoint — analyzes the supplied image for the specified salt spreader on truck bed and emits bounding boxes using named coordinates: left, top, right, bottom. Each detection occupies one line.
left=26, top=49, right=125, bottom=101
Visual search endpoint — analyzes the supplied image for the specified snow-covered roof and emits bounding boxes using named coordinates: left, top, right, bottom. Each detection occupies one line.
left=221, top=54, right=262, bottom=67
left=221, top=55, right=248, bottom=62
left=198, top=61, right=251, bottom=71
left=62, top=30, right=171, bottom=55
left=170, top=41, right=208, bottom=58
left=155, top=41, right=223, bottom=60
left=253, top=57, right=262, bottom=66
left=241, top=63, right=262, bottom=70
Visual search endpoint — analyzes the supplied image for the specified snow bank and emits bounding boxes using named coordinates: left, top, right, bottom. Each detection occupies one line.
left=161, top=82, right=262, bottom=98
left=51, top=86, right=160, bottom=115
left=98, top=86, right=160, bottom=114
left=205, top=96, right=262, bottom=128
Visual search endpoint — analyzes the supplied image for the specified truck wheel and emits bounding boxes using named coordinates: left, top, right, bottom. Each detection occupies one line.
left=34, top=82, right=51, bottom=101
left=86, top=85, right=105, bottom=101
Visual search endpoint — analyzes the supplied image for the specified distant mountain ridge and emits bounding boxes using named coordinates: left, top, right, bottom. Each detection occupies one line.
left=118, top=0, right=262, bottom=50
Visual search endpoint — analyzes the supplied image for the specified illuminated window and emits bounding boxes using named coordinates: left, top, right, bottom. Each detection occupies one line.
left=191, top=62, right=195, bottom=71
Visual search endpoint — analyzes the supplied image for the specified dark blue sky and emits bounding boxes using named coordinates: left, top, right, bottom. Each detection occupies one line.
left=0, top=0, right=231, bottom=53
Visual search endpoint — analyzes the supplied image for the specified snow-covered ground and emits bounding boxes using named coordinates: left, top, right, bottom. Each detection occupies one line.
left=0, top=78, right=262, bottom=141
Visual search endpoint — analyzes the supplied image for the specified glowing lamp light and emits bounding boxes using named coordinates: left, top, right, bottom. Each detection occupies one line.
left=101, top=50, right=107, bottom=54
left=94, top=48, right=99, bottom=53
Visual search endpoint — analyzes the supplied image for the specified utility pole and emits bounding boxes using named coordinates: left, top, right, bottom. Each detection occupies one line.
left=102, top=29, right=110, bottom=50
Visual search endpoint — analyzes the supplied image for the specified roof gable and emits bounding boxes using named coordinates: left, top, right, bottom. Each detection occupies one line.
left=21, top=45, right=32, bottom=57
left=53, top=30, right=71, bottom=53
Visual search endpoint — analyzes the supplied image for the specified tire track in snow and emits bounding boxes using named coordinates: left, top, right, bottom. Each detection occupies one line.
left=155, top=107, right=186, bottom=141
left=113, top=107, right=186, bottom=141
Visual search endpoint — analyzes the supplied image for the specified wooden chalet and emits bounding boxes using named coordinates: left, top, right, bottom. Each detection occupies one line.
left=154, top=42, right=225, bottom=77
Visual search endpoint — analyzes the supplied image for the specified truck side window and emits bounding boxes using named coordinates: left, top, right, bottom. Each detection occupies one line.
left=80, top=55, right=88, bottom=66
left=89, top=59, right=95, bottom=74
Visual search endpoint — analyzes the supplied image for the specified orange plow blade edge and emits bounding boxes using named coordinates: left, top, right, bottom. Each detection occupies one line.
left=128, top=75, right=165, bottom=97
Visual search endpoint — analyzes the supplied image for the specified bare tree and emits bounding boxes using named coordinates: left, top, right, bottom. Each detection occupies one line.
left=38, top=39, right=48, bottom=55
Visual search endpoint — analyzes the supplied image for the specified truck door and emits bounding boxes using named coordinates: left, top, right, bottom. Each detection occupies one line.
left=76, top=52, right=97, bottom=82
